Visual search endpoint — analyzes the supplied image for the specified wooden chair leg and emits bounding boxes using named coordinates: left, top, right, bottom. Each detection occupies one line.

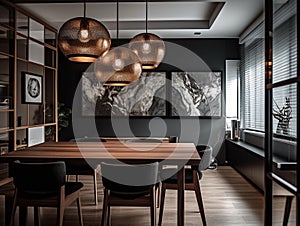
left=101, top=188, right=109, bottom=226
left=283, top=196, right=294, bottom=226
left=150, top=187, right=156, bottom=226
left=156, top=182, right=161, bottom=208
left=77, top=197, right=84, bottom=226
left=57, top=206, right=65, bottom=226
left=57, top=187, right=65, bottom=226
left=93, top=169, right=98, bottom=206
left=107, top=206, right=111, bottom=226
left=194, top=171, right=207, bottom=226
left=158, top=183, right=167, bottom=226
left=34, top=207, right=41, bottom=226
left=9, top=190, right=18, bottom=226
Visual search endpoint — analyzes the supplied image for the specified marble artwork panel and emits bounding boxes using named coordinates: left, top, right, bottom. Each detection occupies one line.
left=171, top=72, right=222, bottom=117
left=82, top=72, right=166, bottom=116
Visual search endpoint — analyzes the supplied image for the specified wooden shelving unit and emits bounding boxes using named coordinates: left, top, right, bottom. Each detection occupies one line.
left=0, top=0, right=58, bottom=164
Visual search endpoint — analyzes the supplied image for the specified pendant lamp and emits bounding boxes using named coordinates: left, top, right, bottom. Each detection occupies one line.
left=129, top=0, right=165, bottom=70
left=94, top=1, right=142, bottom=86
left=58, top=0, right=111, bottom=63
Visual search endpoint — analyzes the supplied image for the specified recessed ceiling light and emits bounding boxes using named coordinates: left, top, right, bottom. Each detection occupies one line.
left=194, top=32, right=201, bottom=36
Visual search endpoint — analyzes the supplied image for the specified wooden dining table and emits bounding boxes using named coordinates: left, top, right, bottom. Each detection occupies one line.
left=0, top=141, right=201, bottom=226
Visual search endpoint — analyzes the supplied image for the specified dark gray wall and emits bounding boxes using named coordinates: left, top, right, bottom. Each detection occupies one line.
left=58, top=38, right=240, bottom=164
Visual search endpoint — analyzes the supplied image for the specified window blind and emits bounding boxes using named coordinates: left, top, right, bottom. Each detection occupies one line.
left=240, top=22, right=265, bottom=132
left=240, top=0, right=297, bottom=137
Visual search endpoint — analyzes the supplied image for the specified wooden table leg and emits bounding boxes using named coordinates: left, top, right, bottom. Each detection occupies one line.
left=177, top=167, right=185, bottom=226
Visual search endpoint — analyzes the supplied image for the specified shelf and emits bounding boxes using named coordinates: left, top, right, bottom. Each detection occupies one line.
left=16, top=144, right=27, bottom=150
left=0, top=109, right=13, bottom=112
left=16, top=124, right=51, bottom=130
left=0, top=128, right=13, bottom=133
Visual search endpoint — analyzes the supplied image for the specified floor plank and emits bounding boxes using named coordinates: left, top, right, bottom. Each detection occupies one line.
left=0, top=166, right=296, bottom=226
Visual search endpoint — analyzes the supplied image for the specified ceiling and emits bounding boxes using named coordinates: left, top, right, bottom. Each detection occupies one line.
left=14, top=0, right=264, bottom=39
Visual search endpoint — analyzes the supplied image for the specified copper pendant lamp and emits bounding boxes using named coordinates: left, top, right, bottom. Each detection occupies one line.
left=94, top=0, right=142, bottom=86
left=129, top=0, right=165, bottom=70
left=58, top=0, right=111, bottom=63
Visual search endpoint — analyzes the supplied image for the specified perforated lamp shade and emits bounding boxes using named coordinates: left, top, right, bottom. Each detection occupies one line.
left=58, top=17, right=111, bottom=63
left=129, top=33, right=165, bottom=69
left=94, top=46, right=142, bottom=86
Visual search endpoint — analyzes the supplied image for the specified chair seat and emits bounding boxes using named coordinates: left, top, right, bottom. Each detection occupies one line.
left=161, top=168, right=203, bottom=184
left=19, top=182, right=84, bottom=199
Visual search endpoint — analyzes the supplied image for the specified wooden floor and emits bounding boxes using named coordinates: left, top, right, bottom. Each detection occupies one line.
left=0, top=166, right=296, bottom=226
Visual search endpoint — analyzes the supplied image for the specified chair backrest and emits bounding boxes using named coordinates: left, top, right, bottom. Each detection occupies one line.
left=12, top=161, right=66, bottom=194
left=101, top=162, right=159, bottom=195
left=69, top=137, right=106, bottom=142
left=125, top=138, right=162, bottom=143
left=197, top=145, right=213, bottom=171
left=168, top=136, right=178, bottom=143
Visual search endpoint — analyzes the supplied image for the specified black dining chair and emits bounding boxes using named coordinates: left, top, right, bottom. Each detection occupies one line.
left=158, top=145, right=213, bottom=226
left=10, top=161, right=84, bottom=226
left=100, top=162, right=159, bottom=226
left=69, top=136, right=106, bottom=205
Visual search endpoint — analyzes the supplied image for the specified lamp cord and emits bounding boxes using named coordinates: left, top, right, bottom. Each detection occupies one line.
left=83, top=0, right=86, bottom=19
left=117, top=0, right=119, bottom=45
left=145, top=0, right=148, bottom=33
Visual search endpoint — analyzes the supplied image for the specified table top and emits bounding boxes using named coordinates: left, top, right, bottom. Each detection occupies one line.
left=0, top=141, right=200, bottom=165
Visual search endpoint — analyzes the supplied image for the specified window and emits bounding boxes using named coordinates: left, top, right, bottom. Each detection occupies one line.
left=240, top=23, right=265, bottom=133
left=225, top=60, right=240, bottom=130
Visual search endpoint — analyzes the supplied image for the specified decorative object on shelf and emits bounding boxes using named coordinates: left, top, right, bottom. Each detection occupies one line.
left=22, top=72, right=43, bottom=104
left=273, top=97, right=292, bottom=135
left=230, top=119, right=240, bottom=140
left=94, top=0, right=142, bottom=86
left=82, top=71, right=166, bottom=116
left=129, top=0, right=165, bottom=70
left=171, top=72, right=222, bottom=117
left=58, top=0, right=111, bottom=63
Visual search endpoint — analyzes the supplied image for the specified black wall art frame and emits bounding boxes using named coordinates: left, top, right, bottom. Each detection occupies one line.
left=82, top=71, right=167, bottom=117
left=22, top=72, right=43, bottom=104
left=171, top=72, right=222, bottom=118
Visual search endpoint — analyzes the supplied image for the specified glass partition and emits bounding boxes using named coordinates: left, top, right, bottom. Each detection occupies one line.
left=0, top=55, right=13, bottom=109
left=0, top=26, right=14, bottom=55
left=45, top=47, right=56, bottom=68
left=17, top=35, right=27, bottom=59
left=28, top=40, right=44, bottom=65
left=16, top=60, right=28, bottom=127
left=0, top=3, right=14, bottom=28
left=16, top=11, right=28, bottom=36
left=0, top=112, right=13, bottom=131
left=45, top=68, right=55, bottom=124
left=29, top=18, right=44, bottom=42
left=45, top=28, right=56, bottom=47
left=16, top=129, right=27, bottom=149
left=0, top=132, right=9, bottom=155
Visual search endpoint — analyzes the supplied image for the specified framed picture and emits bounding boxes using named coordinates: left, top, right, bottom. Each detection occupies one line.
left=82, top=71, right=167, bottom=117
left=22, top=72, right=43, bottom=104
left=171, top=72, right=222, bottom=117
